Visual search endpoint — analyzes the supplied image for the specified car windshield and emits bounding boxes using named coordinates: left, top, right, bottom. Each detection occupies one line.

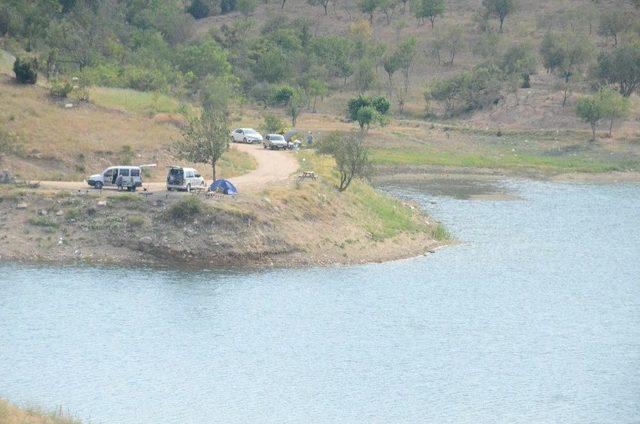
left=271, top=135, right=285, bottom=141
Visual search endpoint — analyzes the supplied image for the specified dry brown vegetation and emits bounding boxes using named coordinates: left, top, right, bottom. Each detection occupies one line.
left=0, top=399, right=80, bottom=424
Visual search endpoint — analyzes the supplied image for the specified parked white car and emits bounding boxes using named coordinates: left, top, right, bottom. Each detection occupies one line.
left=231, top=128, right=263, bottom=144
left=87, top=166, right=143, bottom=191
left=166, top=166, right=206, bottom=192
left=263, top=134, right=287, bottom=150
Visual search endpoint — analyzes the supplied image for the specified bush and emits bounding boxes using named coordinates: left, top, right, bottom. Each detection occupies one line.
left=13, top=57, right=37, bottom=84
left=262, top=114, right=287, bottom=134
left=126, top=214, right=146, bottom=227
left=167, top=196, right=205, bottom=221
left=426, top=65, right=503, bottom=116
left=49, top=79, right=73, bottom=98
left=188, top=0, right=210, bottom=18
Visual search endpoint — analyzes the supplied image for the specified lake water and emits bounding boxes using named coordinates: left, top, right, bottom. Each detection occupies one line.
left=1, top=180, right=639, bottom=423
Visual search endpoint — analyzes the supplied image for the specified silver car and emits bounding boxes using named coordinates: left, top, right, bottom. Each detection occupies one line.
left=263, top=134, right=287, bottom=150
left=231, top=128, right=263, bottom=144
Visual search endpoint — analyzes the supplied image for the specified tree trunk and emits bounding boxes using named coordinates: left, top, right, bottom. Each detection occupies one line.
left=281, top=0, right=286, bottom=8
left=591, top=124, right=596, bottom=142
left=211, top=161, right=217, bottom=181
left=609, top=118, right=614, bottom=138
left=499, top=16, right=505, bottom=32
left=430, top=17, right=435, bottom=28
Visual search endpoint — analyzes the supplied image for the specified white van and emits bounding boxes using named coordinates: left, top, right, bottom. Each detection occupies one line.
left=166, top=166, right=206, bottom=192
left=87, top=166, right=143, bottom=191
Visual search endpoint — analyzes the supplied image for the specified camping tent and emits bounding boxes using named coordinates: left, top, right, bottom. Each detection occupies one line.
left=209, top=179, right=238, bottom=195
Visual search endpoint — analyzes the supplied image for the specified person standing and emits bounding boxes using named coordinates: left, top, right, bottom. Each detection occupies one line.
left=306, top=131, right=313, bottom=146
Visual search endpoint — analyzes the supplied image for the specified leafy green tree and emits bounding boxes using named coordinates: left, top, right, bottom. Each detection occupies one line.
left=177, top=39, right=231, bottom=83
left=307, top=79, right=328, bottom=112
left=412, top=0, right=445, bottom=27
left=500, top=42, right=537, bottom=88
left=597, top=9, right=632, bottom=47
left=308, top=0, right=331, bottom=14
left=347, top=95, right=389, bottom=128
left=173, top=109, right=230, bottom=181
left=426, top=65, right=503, bottom=116
left=353, top=58, right=377, bottom=93
left=261, top=114, right=288, bottom=134
left=597, top=87, right=630, bottom=137
left=287, top=88, right=306, bottom=126
left=187, top=0, right=210, bottom=18
left=539, top=32, right=593, bottom=107
left=318, top=132, right=371, bottom=192
left=594, top=42, right=640, bottom=97
left=392, top=37, right=417, bottom=112
left=482, top=0, right=515, bottom=32
left=359, top=0, right=382, bottom=24
left=237, top=0, right=258, bottom=16
left=431, top=25, right=464, bottom=66
left=13, top=57, right=38, bottom=84
left=575, top=96, right=603, bottom=141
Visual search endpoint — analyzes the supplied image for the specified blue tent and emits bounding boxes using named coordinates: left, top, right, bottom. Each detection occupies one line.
left=209, top=179, right=238, bottom=195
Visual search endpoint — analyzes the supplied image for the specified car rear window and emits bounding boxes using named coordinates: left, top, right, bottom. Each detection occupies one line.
left=131, top=169, right=140, bottom=177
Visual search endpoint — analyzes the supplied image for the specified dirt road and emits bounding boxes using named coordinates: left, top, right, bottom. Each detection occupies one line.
left=37, top=143, right=298, bottom=193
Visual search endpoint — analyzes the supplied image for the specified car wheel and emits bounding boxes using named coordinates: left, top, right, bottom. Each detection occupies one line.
left=263, top=144, right=267, bottom=149
left=243, top=137, right=247, bottom=143
left=95, top=181, right=103, bottom=190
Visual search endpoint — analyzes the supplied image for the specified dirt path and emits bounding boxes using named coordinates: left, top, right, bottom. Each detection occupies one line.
left=228, top=143, right=298, bottom=191
left=37, top=143, right=298, bottom=193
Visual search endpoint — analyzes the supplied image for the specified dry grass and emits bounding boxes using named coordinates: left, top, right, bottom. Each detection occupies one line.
left=0, top=75, right=256, bottom=181
left=0, top=399, right=81, bottom=424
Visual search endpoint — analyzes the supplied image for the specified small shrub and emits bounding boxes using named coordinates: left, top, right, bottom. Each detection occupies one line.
left=261, top=114, right=287, bottom=134
left=65, top=208, right=81, bottom=222
left=13, top=57, right=38, bottom=84
left=167, top=196, right=205, bottom=221
left=49, top=79, right=73, bottom=98
left=126, top=214, right=146, bottom=227
left=432, top=223, right=450, bottom=241
left=28, top=216, right=59, bottom=228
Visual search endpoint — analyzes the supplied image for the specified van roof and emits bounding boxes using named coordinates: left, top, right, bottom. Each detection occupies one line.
left=168, top=166, right=196, bottom=171
left=106, top=165, right=141, bottom=170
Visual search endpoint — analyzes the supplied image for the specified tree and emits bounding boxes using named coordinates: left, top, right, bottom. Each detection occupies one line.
left=594, top=42, right=640, bottom=97
left=319, top=132, right=371, bottom=192
left=412, top=0, right=445, bottom=28
left=286, top=88, right=306, bottom=126
left=173, top=109, right=230, bottom=181
left=187, top=0, right=210, bottom=19
left=359, top=0, right=381, bottom=24
left=237, top=0, right=258, bottom=16
left=539, top=32, right=593, bottom=107
left=347, top=95, right=390, bottom=129
left=431, top=25, right=464, bottom=66
left=353, top=58, right=377, bottom=93
left=261, top=113, right=287, bottom=134
left=597, top=9, right=632, bottom=47
left=575, top=96, right=603, bottom=141
left=393, top=37, right=417, bottom=112
left=308, top=0, right=331, bottom=14
left=13, top=57, right=38, bottom=84
left=482, top=0, right=515, bottom=32
left=597, top=87, right=630, bottom=137
left=307, top=79, right=328, bottom=112
left=500, top=42, right=537, bottom=88
left=383, top=53, right=400, bottom=97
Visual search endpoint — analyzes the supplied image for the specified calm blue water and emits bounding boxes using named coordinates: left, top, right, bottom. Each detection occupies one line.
left=1, top=180, right=639, bottom=423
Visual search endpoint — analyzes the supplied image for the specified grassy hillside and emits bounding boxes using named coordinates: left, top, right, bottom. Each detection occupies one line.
left=0, top=74, right=255, bottom=181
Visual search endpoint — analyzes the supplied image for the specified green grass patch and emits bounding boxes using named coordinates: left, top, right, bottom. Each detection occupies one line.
left=166, top=196, right=207, bottom=221
left=349, top=182, right=427, bottom=241
left=432, top=223, right=451, bottom=241
left=28, top=216, right=59, bottom=228
left=370, top=148, right=634, bottom=173
left=90, top=87, right=184, bottom=115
